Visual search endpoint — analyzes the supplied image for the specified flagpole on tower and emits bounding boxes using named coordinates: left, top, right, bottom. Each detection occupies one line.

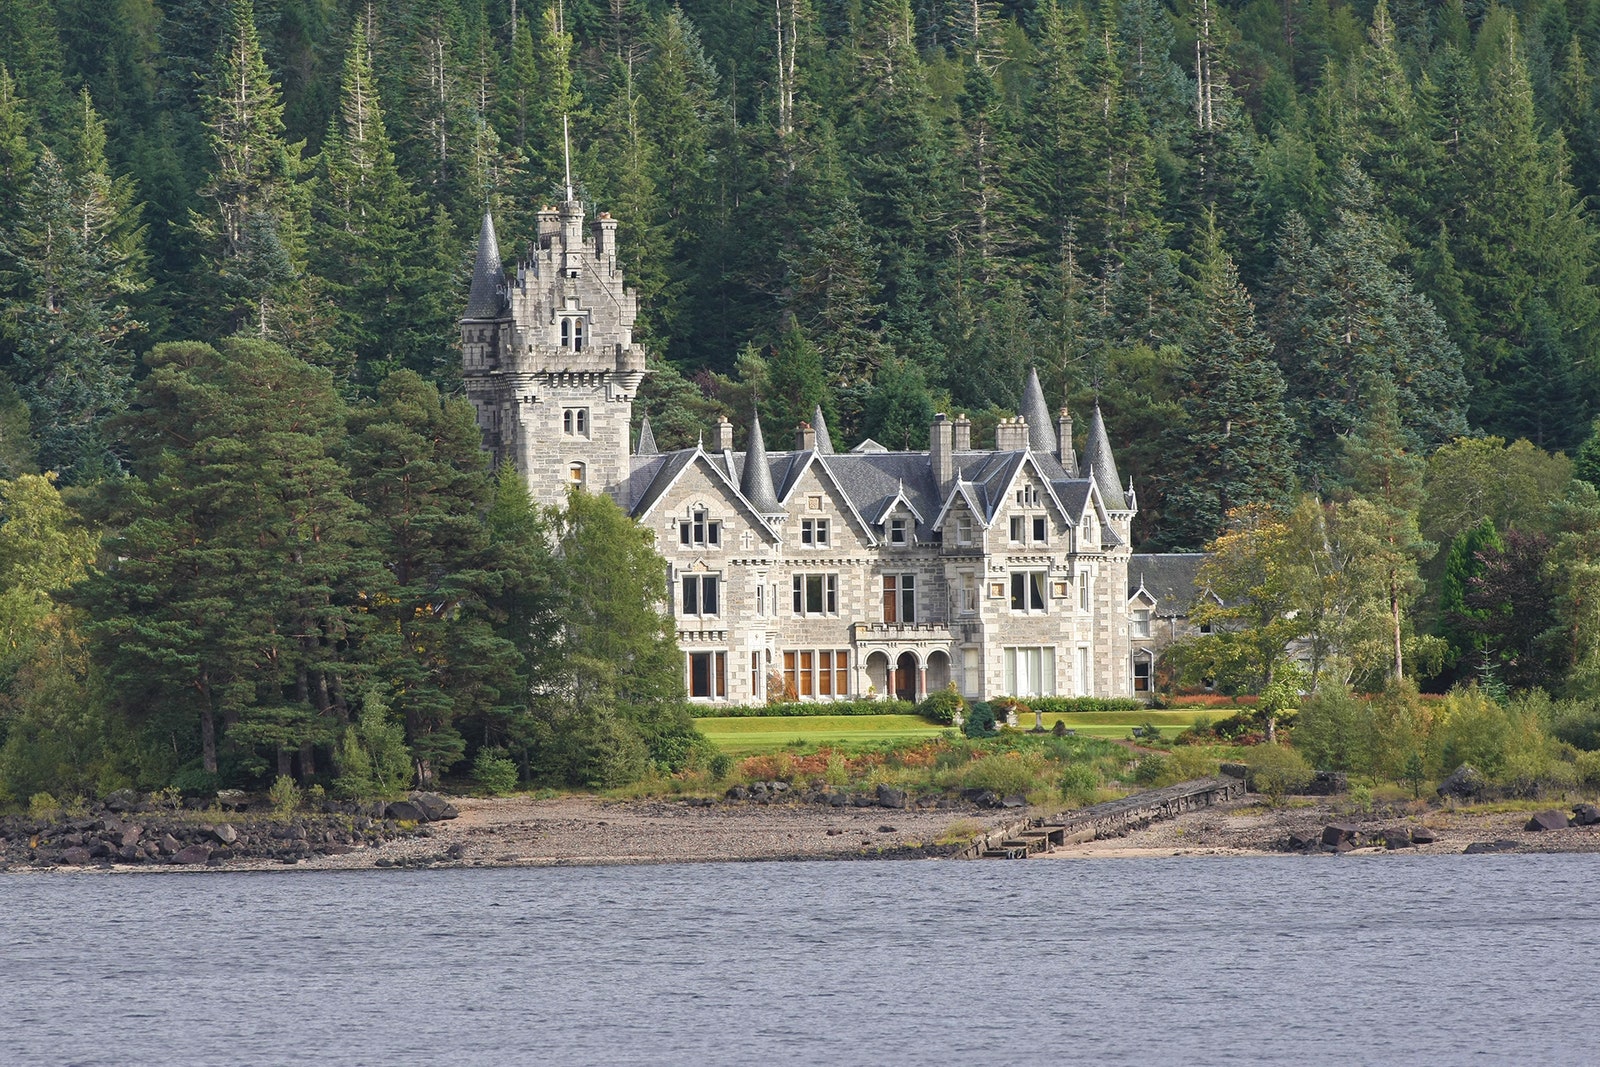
left=563, top=115, right=573, bottom=202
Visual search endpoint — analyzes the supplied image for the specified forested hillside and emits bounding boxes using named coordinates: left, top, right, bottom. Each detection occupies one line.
left=8, top=0, right=1600, bottom=800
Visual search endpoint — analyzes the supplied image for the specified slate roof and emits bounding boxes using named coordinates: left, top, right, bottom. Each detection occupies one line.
left=1021, top=367, right=1057, bottom=455
left=811, top=404, right=834, bottom=454
left=635, top=414, right=657, bottom=456
left=1128, top=553, right=1208, bottom=616
left=465, top=212, right=506, bottom=319
left=1082, top=404, right=1127, bottom=511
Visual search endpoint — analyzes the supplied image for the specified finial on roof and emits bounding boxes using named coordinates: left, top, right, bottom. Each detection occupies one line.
left=1021, top=367, right=1055, bottom=454
left=1083, top=402, right=1128, bottom=510
left=464, top=211, right=505, bottom=318
left=635, top=414, right=658, bottom=456
left=812, top=403, right=834, bottom=454
left=740, top=407, right=782, bottom=513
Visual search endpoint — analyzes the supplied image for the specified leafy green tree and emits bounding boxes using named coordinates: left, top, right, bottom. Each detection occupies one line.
left=1437, top=517, right=1504, bottom=677
left=333, top=690, right=414, bottom=801
left=1461, top=530, right=1561, bottom=692
left=861, top=358, right=934, bottom=451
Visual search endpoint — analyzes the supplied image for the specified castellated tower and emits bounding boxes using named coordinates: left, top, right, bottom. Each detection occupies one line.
left=460, top=200, right=649, bottom=509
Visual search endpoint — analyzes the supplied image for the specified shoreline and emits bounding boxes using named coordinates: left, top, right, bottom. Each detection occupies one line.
left=8, top=790, right=1600, bottom=873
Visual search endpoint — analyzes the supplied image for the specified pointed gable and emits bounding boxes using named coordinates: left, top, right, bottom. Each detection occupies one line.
left=1021, top=367, right=1056, bottom=455
left=1083, top=403, right=1128, bottom=511
left=465, top=212, right=505, bottom=319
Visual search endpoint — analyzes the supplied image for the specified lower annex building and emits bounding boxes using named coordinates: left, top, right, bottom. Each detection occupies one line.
left=460, top=198, right=1181, bottom=705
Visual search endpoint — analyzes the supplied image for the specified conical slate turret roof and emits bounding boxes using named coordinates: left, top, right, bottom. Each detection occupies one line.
left=1021, top=367, right=1055, bottom=454
left=635, top=414, right=657, bottom=456
left=465, top=212, right=505, bottom=318
left=741, top=410, right=782, bottom=513
left=1083, top=403, right=1128, bottom=510
left=812, top=403, right=834, bottom=454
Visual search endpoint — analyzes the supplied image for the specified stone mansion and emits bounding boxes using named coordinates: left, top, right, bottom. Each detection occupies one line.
left=461, top=199, right=1182, bottom=705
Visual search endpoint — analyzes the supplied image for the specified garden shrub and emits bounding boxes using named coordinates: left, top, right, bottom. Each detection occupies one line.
left=268, top=775, right=302, bottom=817
left=1132, top=754, right=1169, bottom=785
left=691, top=699, right=918, bottom=718
left=1059, top=763, right=1100, bottom=803
left=959, top=750, right=1048, bottom=796
left=1576, top=750, right=1600, bottom=789
left=1293, top=685, right=1377, bottom=774
left=1246, top=745, right=1313, bottom=802
left=708, top=752, right=733, bottom=781
left=916, top=689, right=966, bottom=725
left=962, top=702, right=998, bottom=738
left=1025, top=697, right=1146, bottom=714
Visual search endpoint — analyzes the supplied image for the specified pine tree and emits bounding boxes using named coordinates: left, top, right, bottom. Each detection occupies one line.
left=1160, top=222, right=1294, bottom=550
left=1438, top=516, right=1503, bottom=680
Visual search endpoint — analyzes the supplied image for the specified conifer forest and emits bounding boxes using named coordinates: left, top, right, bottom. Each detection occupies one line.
left=9, top=0, right=1600, bottom=800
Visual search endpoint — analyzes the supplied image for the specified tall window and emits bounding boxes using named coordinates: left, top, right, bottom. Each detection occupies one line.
left=801, top=517, right=830, bottom=547
left=562, top=408, right=588, bottom=436
left=1010, top=571, right=1047, bottom=612
left=561, top=316, right=586, bottom=351
left=1132, top=609, right=1151, bottom=638
left=1009, top=516, right=1025, bottom=543
left=958, top=572, right=978, bottom=615
left=1132, top=658, right=1151, bottom=693
left=1076, top=646, right=1091, bottom=696
left=883, top=574, right=916, bottom=624
left=567, top=462, right=585, bottom=486
left=1004, top=647, right=1055, bottom=697
left=792, top=573, right=838, bottom=615
left=681, top=574, right=720, bottom=616
left=962, top=647, right=981, bottom=697
left=954, top=514, right=974, bottom=546
left=784, top=649, right=850, bottom=698
left=688, top=651, right=726, bottom=698
left=1079, top=571, right=1091, bottom=611
left=678, top=510, right=721, bottom=547
left=1032, top=516, right=1048, bottom=543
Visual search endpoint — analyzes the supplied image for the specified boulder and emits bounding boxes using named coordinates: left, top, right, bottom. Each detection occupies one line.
left=102, top=789, right=140, bottom=813
left=1437, top=764, right=1486, bottom=801
left=215, top=789, right=250, bottom=812
left=1000, top=794, right=1027, bottom=809
left=850, top=794, right=875, bottom=807
left=827, top=793, right=847, bottom=808
left=1464, top=840, right=1518, bottom=854
left=724, top=785, right=748, bottom=801
left=117, top=824, right=145, bottom=847
left=60, top=847, right=91, bottom=866
left=1572, top=803, right=1600, bottom=826
left=1321, top=823, right=1360, bottom=848
left=1410, top=826, right=1437, bottom=845
left=875, top=785, right=907, bottom=809
left=1526, top=809, right=1571, bottom=832
left=171, top=844, right=212, bottom=865
left=211, top=824, right=238, bottom=846
left=877, top=825, right=897, bottom=833
left=117, top=845, right=142, bottom=862
left=409, top=792, right=458, bottom=821
left=384, top=800, right=424, bottom=822
left=1286, top=830, right=1317, bottom=851
left=1381, top=828, right=1414, bottom=849
left=1303, top=771, right=1349, bottom=796
left=158, top=833, right=181, bottom=855
left=770, top=781, right=790, bottom=794
left=1219, top=762, right=1250, bottom=780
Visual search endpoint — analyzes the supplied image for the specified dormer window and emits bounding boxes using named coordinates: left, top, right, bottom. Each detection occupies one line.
left=1133, top=608, right=1151, bottom=638
left=888, top=516, right=909, bottom=546
left=954, top=514, right=974, bottom=546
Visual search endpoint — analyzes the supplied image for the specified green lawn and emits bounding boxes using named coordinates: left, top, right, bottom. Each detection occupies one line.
left=694, top=709, right=1211, bottom=754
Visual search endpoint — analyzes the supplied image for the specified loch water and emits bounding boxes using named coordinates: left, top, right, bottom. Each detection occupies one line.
left=3, top=854, right=1595, bottom=1066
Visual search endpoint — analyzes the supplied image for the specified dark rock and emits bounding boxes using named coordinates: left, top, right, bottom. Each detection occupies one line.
left=102, top=789, right=139, bottom=813
left=827, top=793, right=847, bottom=808
left=158, top=833, right=181, bottom=855
left=117, top=824, right=144, bottom=847
left=825, top=828, right=842, bottom=836
left=1437, top=764, right=1486, bottom=801
left=1410, top=826, right=1437, bottom=845
left=1321, top=824, right=1360, bottom=848
left=724, top=785, right=748, bottom=801
left=1321, top=838, right=1356, bottom=854
left=215, top=789, right=250, bottom=811
left=972, top=790, right=1000, bottom=809
left=850, top=794, right=875, bottom=807
left=374, top=858, right=395, bottom=868
left=770, top=781, right=789, bottom=794
left=1526, top=809, right=1571, bottom=832
left=211, top=824, right=238, bottom=846
left=1001, top=794, right=1027, bottom=809
left=1219, top=762, right=1249, bottom=780
left=384, top=800, right=424, bottom=822
left=877, top=825, right=897, bottom=833
left=444, top=842, right=464, bottom=859
left=749, top=781, right=769, bottom=796
left=116, top=845, right=142, bottom=862
left=1381, top=828, right=1414, bottom=849
left=171, top=844, right=212, bottom=865
left=60, top=847, right=91, bottom=866
left=1303, top=771, right=1349, bottom=796
left=1572, top=803, right=1600, bottom=826
left=86, top=840, right=110, bottom=858
left=875, top=785, right=907, bottom=809
left=412, top=793, right=457, bottom=825
left=1464, top=840, right=1518, bottom=854
left=1287, top=830, right=1317, bottom=851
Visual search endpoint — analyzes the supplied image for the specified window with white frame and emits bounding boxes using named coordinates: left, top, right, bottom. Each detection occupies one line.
left=888, top=516, right=909, bottom=545
left=1132, top=657, right=1152, bottom=693
left=688, top=651, right=726, bottom=698
left=883, top=573, right=916, bottom=624
left=800, top=517, right=830, bottom=547
left=680, top=574, right=720, bottom=616
left=958, top=572, right=979, bottom=615
left=1009, top=516, right=1025, bottom=543
left=1078, top=570, right=1091, bottom=611
left=678, top=509, right=721, bottom=548
left=1010, top=571, right=1047, bottom=613
left=1032, top=515, right=1048, bottom=543
left=784, top=649, right=850, bottom=697
left=1132, top=608, right=1151, bottom=638
left=954, top=513, right=974, bottom=546
left=962, top=647, right=981, bottom=697
left=792, top=573, right=838, bottom=615
left=1004, top=646, right=1055, bottom=697
left=560, top=315, right=586, bottom=351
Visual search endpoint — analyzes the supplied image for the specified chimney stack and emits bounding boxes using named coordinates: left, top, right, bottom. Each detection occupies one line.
left=796, top=422, right=817, bottom=451
left=1057, top=408, right=1076, bottom=474
left=995, top=416, right=1030, bottom=451
left=593, top=212, right=618, bottom=261
left=953, top=414, right=972, bottom=452
left=715, top=416, right=734, bottom=452
left=931, top=413, right=953, bottom=492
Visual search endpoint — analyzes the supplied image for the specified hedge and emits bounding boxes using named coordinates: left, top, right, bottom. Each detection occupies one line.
left=691, top=699, right=918, bottom=718
left=1019, top=697, right=1147, bottom=714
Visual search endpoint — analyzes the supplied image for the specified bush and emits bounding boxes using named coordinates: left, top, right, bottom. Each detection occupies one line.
left=1294, top=685, right=1377, bottom=774
left=916, top=689, right=966, bottom=725
left=27, top=792, right=60, bottom=818
left=1246, top=745, right=1313, bottom=802
left=1576, top=750, right=1600, bottom=790
left=473, top=747, right=520, bottom=796
left=268, top=775, right=302, bottom=817
left=962, top=702, right=998, bottom=738
left=708, top=752, right=734, bottom=781
left=1025, top=697, right=1147, bottom=714
left=691, top=699, right=917, bottom=718
left=1212, top=711, right=1258, bottom=741
left=168, top=765, right=219, bottom=798
left=334, top=693, right=414, bottom=802
left=1132, top=754, right=1169, bottom=785
left=1059, top=763, right=1100, bottom=803
left=959, top=750, right=1049, bottom=796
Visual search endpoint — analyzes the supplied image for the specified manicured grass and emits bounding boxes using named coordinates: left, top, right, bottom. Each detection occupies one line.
left=694, top=709, right=1209, bottom=754
left=693, top=714, right=944, bottom=755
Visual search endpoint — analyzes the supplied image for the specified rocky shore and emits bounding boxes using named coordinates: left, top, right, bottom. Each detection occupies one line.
left=9, top=784, right=1600, bottom=872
